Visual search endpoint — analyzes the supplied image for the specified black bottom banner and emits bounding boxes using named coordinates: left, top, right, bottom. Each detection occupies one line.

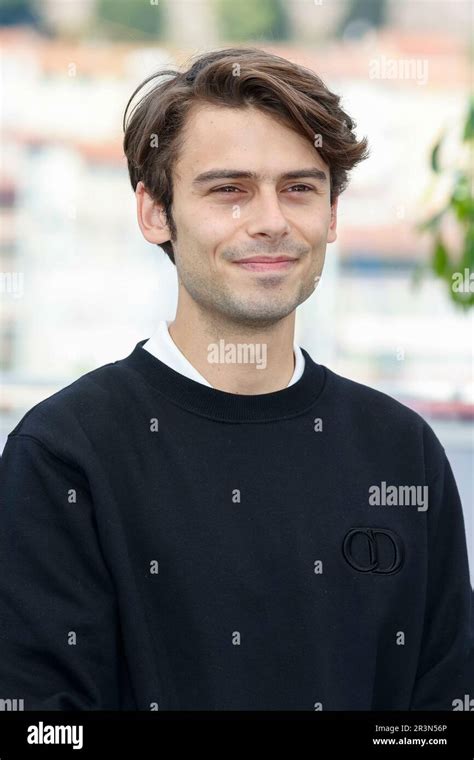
left=0, top=710, right=472, bottom=758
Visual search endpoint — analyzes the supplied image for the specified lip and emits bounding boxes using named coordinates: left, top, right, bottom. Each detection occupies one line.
left=233, top=257, right=297, bottom=272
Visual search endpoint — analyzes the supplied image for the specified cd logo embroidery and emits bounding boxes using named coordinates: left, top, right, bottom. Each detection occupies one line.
left=342, top=527, right=404, bottom=574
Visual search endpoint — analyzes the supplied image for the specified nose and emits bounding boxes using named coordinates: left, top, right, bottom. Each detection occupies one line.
left=245, top=187, right=291, bottom=242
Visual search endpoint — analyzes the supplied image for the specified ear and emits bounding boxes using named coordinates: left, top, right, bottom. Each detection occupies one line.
left=327, top=195, right=338, bottom=244
left=136, top=181, right=171, bottom=245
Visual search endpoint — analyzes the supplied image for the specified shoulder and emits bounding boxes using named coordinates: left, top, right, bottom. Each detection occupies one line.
left=322, top=364, right=424, bottom=422
left=4, top=358, right=131, bottom=458
left=320, top=364, right=445, bottom=468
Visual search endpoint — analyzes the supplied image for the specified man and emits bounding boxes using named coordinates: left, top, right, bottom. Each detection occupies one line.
left=0, top=47, right=472, bottom=711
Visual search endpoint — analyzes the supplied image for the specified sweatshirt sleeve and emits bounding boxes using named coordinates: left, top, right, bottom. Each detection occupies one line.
left=409, top=424, right=474, bottom=710
left=0, top=432, right=123, bottom=710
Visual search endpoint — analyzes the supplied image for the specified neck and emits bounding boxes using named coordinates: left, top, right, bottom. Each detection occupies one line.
left=168, top=300, right=297, bottom=395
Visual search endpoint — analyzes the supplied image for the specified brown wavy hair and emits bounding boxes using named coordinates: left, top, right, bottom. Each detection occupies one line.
left=123, top=46, right=369, bottom=265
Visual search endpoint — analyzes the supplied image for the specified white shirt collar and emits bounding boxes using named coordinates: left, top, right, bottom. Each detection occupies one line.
left=142, top=320, right=305, bottom=388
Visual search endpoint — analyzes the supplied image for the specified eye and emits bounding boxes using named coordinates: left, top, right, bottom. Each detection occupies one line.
left=211, top=185, right=242, bottom=193
left=286, top=184, right=314, bottom=192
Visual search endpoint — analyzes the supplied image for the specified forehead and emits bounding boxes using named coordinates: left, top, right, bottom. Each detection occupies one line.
left=174, top=103, right=327, bottom=179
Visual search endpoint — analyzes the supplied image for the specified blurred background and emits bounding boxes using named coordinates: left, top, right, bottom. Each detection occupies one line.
left=0, top=0, right=472, bottom=580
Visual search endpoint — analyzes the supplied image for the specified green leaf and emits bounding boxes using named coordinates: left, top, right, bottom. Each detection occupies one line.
left=430, top=135, right=444, bottom=173
left=462, top=96, right=474, bottom=141
left=432, top=237, right=449, bottom=276
left=451, top=175, right=474, bottom=222
left=452, top=194, right=474, bottom=222
left=459, top=224, right=474, bottom=269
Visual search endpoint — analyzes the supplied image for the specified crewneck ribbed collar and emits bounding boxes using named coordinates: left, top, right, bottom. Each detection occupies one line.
left=117, top=338, right=327, bottom=423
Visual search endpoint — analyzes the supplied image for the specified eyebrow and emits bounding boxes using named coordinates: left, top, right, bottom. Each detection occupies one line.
left=192, top=168, right=328, bottom=186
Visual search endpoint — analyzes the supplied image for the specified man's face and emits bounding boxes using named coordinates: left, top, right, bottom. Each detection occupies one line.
left=148, top=104, right=337, bottom=327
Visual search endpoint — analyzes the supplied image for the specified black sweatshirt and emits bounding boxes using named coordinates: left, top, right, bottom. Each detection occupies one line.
left=0, top=339, right=473, bottom=711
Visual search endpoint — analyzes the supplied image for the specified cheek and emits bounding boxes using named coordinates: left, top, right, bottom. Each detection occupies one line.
left=194, top=211, right=238, bottom=247
left=307, top=212, right=331, bottom=237
left=291, top=204, right=330, bottom=237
